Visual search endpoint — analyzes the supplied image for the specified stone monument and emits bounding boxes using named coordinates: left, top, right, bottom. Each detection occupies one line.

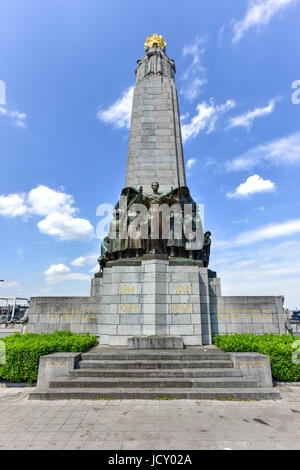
left=24, top=34, right=286, bottom=345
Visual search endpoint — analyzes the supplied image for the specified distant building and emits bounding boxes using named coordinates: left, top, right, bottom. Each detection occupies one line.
left=291, top=310, right=300, bottom=321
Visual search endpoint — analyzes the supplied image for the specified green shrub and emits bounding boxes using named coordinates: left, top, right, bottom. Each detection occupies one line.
left=0, top=330, right=97, bottom=384
left=214, top=333, right=300, bottom=382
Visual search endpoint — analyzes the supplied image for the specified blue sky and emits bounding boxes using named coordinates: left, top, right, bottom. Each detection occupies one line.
left=0, top=0, right=300, bottom=308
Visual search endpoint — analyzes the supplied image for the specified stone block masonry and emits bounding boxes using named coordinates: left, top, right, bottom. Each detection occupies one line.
left=23, top=296, right=101, bottom=336
left=126, top=76, right=186, bottom=194
left=24, top=260, right=287, bottom=345
left=210, top=296, right=286, bottom=337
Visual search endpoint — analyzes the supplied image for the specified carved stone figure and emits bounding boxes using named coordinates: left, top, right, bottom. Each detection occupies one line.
left=97, top=255, right=106, bottom=272
left=167, top=210, right=184, bottom=257
left=135, top=34, right=176, bottom=80
left=202, top=231, right=212, bottom=267
left=146, top=45, right=163, bottom=75
left=101, top=236, right=111, bottom=260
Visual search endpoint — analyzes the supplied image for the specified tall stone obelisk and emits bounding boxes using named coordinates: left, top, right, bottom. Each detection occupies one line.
left=126, top=34, right=186, bottom=194
left=23, top=34, right=286, bottom=348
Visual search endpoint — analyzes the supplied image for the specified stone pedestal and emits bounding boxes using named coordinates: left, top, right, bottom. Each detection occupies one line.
left=91, top=257, right=214, bottom=346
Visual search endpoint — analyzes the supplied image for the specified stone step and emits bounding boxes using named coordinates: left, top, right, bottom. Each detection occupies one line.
left=79, top=359, right=234, bottom=369
left=81, top=352, right=229, bottom=361
left=69, top=368, right=242, bottom=378
left=48, top=376, right=259, bottom=389
left=29, top=387, right=280, bottom=401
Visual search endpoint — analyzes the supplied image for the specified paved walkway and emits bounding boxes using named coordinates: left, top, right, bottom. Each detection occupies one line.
left=0, top=385, right=299, bottom=450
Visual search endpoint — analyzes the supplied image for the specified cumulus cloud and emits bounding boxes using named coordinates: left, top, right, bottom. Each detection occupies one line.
left=44, top=264, right=90, bottom=284
left=0, top=106, right=27, bottom=127
left=0, top=193, right=27, bottom=217
left=227, top=98, right=278, bottom=129
left=0, top=185, right=94, bottom=241
left=38, top=212, right=94, bottom=241
left=45, top=264, right=70, bottom=276
left=28, top=186, right=76, bottom=216
left=70, top=256, right=86, bottom=267
left=226, top=131, right=300, bottom=171
left=180, top=36, right=207, bottom=101
left=181, top=98, right=236, bottom=143
left=232, top=0, right=297, bottom=43
left=71, top=253, right=98, bottom=266
left=97, top=86, right=134, bottom=129
left=227, top=174, right=276, bottom=198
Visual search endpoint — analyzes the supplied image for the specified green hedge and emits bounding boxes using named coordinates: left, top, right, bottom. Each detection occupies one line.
left=214, top=333, right=300, bottom=382
left=0, top=330, right=97, bottom=384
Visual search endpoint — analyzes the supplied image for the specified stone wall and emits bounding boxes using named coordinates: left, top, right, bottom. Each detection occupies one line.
left=23, top=297, right=101, bottom=335
left=210, top=295, right=286, bottom=337
left=24, top=261, right=287, bottom=344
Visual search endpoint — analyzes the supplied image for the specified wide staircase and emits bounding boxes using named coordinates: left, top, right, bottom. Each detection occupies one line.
left=29, top=347, right=280, bottom=400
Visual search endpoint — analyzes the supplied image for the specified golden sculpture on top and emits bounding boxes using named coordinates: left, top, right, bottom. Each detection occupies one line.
left=144, top=33, right=167, bottom=50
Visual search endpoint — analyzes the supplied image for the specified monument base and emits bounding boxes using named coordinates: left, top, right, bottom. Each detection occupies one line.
left=90, top=257, right=212, bottom=346
left=23, top=257, right=286, bottom=345
left=128, top=335, right=184, bottom=349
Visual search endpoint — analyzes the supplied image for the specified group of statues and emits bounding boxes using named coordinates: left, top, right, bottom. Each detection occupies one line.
left=98, top=183, right=211, bottom=271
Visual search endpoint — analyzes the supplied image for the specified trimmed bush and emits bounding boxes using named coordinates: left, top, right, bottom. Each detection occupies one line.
left=214, top=333, right=300, bottom=382
left=0, top=330, right=97, bottom=384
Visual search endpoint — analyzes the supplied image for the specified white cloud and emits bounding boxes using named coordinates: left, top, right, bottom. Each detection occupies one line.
left=227, top=98, right=278, bottom=129
left=235, top=218, right=300, bottom=246
left=180, top=36, right=207, bottom=101
left=71, top=253, right=98, bottom=266
left=182, top=36, right=206, bottom=78
left=212, top=240, right=300, bottom=307
left=44, top=264, right=90, bottom=284
left=0, top=193, right=27, bottom=217
left=181, top=78, right=207, bottom=102
left=232, top=218, right=249, bottom=224
left=0, top=106, right=27, bottom=127
left=70, top=256, right=86, bottom=267
left=28, top=185, right=76, bottom=216
left=0, top=281, right=22, bottom=289
left=45, top=264, right=70, bottom=276
left=204, top=157, right=219, bottom=167
left=97, top=86, right=134, bottom=129
left=38, top=212, right=94, bottom=241
left=186, top=158, right=197, bottom=170
left=226, top=131, right=300, bottom=171
left=218, top=25, right=226, bottom=46
left=227, top=174, right=276, bottom=198
left=0, top=185, right=94, bottom=241
left=232, top=0, right=297, bottom=43
left=180, top=113, right=189, bottom=122
left=89, top=264, right=99, bottom=273
left=213, top=218, right=300, bottom=250
left=182, top=98, right=236, bottom=143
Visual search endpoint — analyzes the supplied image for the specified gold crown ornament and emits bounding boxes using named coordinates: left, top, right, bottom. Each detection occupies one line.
left=144, top=33, right=167, bottom=50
